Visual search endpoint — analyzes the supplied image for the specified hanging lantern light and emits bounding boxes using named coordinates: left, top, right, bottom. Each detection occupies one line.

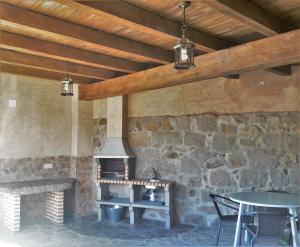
left=174, top=1, right=195, bottom=70
left=61, top=64, right=74, bottom=96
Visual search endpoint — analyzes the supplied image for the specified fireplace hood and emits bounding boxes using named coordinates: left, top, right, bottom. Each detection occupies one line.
left=94, top=96, right=135, bottom=158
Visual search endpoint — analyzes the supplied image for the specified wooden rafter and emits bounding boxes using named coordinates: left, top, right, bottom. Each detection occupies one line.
left=0, top=49, right=122, bottom=80
left=75, top=0, right=231, bottom=52
left=0, top=2, right=173, bottom=64
left=0, top=31, right=143, bottom=73
left=79, top=29, right=300, bottom=100
left=1, top=63, right=98, bottom=84
left=202, top=0, right=288, bottom=36
left=77, top=0, right=290, bottom=77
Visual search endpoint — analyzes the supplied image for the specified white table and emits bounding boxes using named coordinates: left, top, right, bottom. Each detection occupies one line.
left=230, top=191, right=300, bottom=247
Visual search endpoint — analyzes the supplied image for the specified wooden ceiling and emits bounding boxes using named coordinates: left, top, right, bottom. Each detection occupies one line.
left=0, top=0, right=300, bottom=99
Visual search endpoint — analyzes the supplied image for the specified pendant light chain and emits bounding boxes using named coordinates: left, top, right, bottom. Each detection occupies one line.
left=181, top=4, right=187, bottom=37
left=173, top=1, right=195, bottom=70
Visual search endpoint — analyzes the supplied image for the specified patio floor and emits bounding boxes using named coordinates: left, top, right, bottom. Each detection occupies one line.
left=0, top=215, right=286, bottom=247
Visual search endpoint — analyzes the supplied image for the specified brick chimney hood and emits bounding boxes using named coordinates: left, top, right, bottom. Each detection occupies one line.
left=94, top=96, right=135, bottom=158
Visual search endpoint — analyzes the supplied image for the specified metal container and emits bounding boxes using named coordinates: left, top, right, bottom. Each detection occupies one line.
left=104, top=205, right=124, bottom=223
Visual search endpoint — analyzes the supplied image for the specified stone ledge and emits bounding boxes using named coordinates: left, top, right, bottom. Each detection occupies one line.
left=0, top=178, right=75, bottom=195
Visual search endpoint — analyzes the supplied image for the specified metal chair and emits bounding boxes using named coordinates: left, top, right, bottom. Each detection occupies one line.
left=209, top=193, right=252, bottom=246
left=289, top=216, right=300, bottom=246
left=244, top=190, right=289, bottom=246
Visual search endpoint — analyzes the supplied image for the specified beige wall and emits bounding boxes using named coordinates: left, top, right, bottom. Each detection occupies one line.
left=94, top=66, right=300, bottom=118
left=0, top=73, right=72, bottom=159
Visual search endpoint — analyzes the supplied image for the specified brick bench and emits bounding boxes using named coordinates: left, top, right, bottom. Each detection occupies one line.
left=0, top=178, right=75, bottom=232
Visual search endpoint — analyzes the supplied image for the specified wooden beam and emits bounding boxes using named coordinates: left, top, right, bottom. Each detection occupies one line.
left=0, top=31, right=143, bottom=73
left=75, top=0, right=230, bottom=52
left=202, top=0, right=288, bottom=36
left=69, top=0, right=289, bottom=77
left=79, top=29, right=300, bottom=100
left=0, top=49, right=123, bottom=80
left=0, top=2, right=173, bottom=64
left=1, top=62, right=98, bottom=84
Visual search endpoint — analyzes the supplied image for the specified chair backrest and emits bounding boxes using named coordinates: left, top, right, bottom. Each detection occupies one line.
left=256, top=190, right=289, bottom=237
left=209, top=193, right=239, bottom=219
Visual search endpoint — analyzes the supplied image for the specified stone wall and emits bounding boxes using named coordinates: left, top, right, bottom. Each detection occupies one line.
left=93, top=112, right=300, bottom=226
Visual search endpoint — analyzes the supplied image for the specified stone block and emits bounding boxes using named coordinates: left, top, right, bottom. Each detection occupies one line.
left=140, top=148, right=160, bottom=160
left=286, top=134, right=300, bottom=154
left=257, top=134, right=285, bottom=152
left=166, top=116, right=190, bottom=131
left=270, top=169, right=288, bottom=188
left=213, top=135, right=236, bottom=153
left=184, top=214, right=205, bottom=226
left=232, top=114, right=250, bottom=124
left=179, top=156, right=202, bottom=175
left=238, top=125, right=263, bottom=143
left=200, top=190, right=211, bottom=203
left=194, top=115, right=218, bottom=133
left=175, top=184, right=187, bottom=200
left=199, top=206, right=216, bottom=214
left=152, top=132, right=182, bottom=145
left=128, top=134, right=151, bottom=147
left=203, top=154, right=225, bottom=169
left=227, top=152, right=247, bottom=169
left=210, top=169, right=236, bottom=187
left=93, top=137, right=102, bottom=148
left=188, top=189, right=196, bottom=197
left=161, top=117, right=174, bottom=131
left=289, top=168, right=300, bottom=185
left=184, top=132, right=206, bottom=147
left=246, top=149, right=278, bottom=169
left=99, top=118, right=107, bottom=126
left=239, top=169, right=268, bottom=188
left=162, top=145, right=186, bottom=160
left=220, top=123, right=237, bottom=135
left=187, top=177, right=202, bottom=187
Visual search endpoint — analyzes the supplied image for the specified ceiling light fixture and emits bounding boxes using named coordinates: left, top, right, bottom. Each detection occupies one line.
left=174, top=1, right=195, bottom=70
left=61, top=64, right=74, bottom=96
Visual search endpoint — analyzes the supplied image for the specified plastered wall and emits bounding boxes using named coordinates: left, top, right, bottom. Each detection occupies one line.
left=0, top=73, right=72, bottom=159
left=94, top=66, right=300, bottom=118
left=0, top=72, right=94, bottom=220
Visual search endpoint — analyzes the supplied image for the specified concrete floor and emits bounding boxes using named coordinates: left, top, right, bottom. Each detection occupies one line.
left=0, top=215, right=288, bottom=247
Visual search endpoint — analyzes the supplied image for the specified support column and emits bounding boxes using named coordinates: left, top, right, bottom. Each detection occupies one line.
left=3, top=193, right=20, bottom=232
left=46, top=191, right=64, bottom=224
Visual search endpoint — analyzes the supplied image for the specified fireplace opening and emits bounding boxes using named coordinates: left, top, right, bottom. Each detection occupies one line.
left=96, top=158, right=135, bottom=181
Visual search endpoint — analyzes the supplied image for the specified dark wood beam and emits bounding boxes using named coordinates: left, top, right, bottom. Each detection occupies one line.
left=79, top=29, right=300, bottom=100
left=0, top=49, right=123, bottom=80
left=0, top=2, right=173, bottom=64
left=202, top=0, right=288, bottom=36
left=76, top=0, right=230, bottom=52
left=1, top=62, right=98, bottom=84
left=0, top=31, right=143, bottom=73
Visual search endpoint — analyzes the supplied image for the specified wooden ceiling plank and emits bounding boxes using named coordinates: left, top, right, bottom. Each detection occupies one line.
left=0, top=62, right=98, bottom=84
left=0, top=31, right=143, bottom=73
left=76, top=0, right=291, bottom=77
left=75, top=0, right=231, bottom=52
left=0, top=49, right=123, bottom=80
left=0, top=2, right=173, bottom=64
left=202, top=0, right=288, bottom=36
left=79, top=29, right=300, bottom=100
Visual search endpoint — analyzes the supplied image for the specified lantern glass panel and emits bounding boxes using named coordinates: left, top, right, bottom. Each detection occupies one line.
left=61, top=78, right=74, bottom=96
left=174, top=37, right=195, bottom=70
